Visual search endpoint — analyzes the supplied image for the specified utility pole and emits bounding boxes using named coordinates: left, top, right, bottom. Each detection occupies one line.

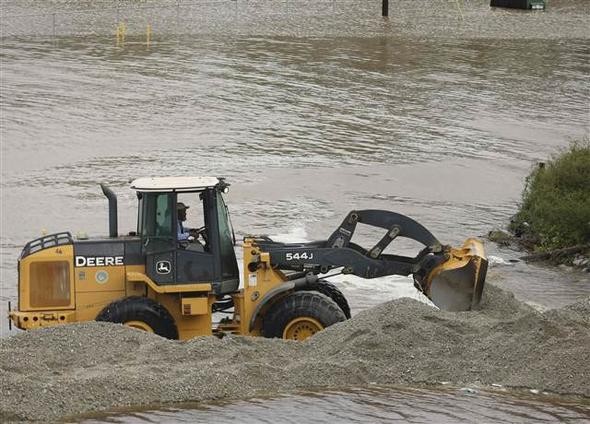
left=382, top=0, right=389, bottom=17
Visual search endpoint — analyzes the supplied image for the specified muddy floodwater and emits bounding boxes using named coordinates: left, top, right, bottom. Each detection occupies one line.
left=1, top=0, right=589, bottom=422
left=77, top=387, right=590, bottom=424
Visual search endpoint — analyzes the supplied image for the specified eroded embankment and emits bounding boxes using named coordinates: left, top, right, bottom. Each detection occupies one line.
left=1, top=285, right=588, bottom=422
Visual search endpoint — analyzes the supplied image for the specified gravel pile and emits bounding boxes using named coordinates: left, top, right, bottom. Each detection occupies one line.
left=1, top=284, right=589, bottom=422
left=303, top=286, right=589, bottom=393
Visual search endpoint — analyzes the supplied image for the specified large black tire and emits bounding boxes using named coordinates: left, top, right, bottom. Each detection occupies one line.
left=262, top=291, right=346, bottom=340
left=303, top=280, right=351, bottom=319
left=96, top=296, right=178, bottom=339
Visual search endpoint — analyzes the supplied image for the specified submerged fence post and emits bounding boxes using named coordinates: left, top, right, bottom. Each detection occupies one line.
left=146, top=23, right=152, bottom=47
left=116, top=22, right=126, bottom=46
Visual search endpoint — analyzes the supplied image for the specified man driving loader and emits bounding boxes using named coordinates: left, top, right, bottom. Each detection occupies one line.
left=177, top=202, right=193, bottom=241
left=177, top=200, right=207, bottom=249
left=8, top=177, right=487, bottom=341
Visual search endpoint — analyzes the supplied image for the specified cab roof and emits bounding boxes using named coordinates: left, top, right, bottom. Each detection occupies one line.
left=130, top=177, right=223, bottom=192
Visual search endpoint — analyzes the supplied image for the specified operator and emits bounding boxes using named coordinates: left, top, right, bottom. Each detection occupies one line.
left=177, top=202, right=207, bottom=249
left=177, top=202, right=193, bottom=241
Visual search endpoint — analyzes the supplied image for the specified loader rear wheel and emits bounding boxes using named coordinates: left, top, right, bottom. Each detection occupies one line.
left=304, top=280, right=351, bottom=319
left=263, top=291, right=346, bottom=340
left=96, top=296, right=178, bottom=339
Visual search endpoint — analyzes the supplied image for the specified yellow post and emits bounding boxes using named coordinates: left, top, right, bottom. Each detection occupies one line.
left=120, top=22, right=126, bottom=43
left=146, top=23, right=152, bottom=47
left=454, top=0, right=465, bottom=21
left=116, top=22, right=127, bottom=46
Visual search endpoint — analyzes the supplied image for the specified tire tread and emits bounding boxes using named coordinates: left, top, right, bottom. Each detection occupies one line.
left=263, top=291, right=346, bottom=339
left=96, top=296, right=178, bottom=339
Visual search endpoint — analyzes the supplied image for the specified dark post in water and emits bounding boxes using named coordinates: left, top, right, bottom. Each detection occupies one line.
left=382, top=0, right=389, bottom=17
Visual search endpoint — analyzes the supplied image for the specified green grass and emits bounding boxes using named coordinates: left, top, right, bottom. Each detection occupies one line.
left=510, top=138, right=590, bottom=251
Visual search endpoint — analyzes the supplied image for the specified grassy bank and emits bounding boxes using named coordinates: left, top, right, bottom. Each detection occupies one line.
left=506, top=139, right=590, bottom=264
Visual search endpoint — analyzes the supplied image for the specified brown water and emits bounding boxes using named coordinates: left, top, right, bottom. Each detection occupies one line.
left=1, top=0, right=589, bottom=422
left=76, top=387, right=590, bottom=424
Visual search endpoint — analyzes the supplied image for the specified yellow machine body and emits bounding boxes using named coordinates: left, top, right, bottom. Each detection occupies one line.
left=10, top=239, right=290, bottom=340
left=9, top=237, right=486, bottom=338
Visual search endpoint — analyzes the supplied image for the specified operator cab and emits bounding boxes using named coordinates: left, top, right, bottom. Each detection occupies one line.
left=131, top=177, right=239, bottom=295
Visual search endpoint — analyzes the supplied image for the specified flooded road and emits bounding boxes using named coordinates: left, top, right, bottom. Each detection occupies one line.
left=1, top=0, right=589, bottom=422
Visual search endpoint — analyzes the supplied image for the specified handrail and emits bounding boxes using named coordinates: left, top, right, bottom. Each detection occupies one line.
left=20, top=232, right=73, bottom=259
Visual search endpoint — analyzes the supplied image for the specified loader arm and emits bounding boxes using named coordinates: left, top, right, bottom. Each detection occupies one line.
left=251, top=210, right=487, bottom=311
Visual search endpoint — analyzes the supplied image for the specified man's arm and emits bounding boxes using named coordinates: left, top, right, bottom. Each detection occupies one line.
left=178, top=222, right=191, bottom=241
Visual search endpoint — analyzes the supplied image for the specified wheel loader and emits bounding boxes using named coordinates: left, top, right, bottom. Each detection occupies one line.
left=8, top=177, right=487, bottom=340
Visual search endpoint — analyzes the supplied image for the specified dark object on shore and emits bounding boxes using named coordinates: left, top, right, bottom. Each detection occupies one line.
left=487, top=229, right=515, bottom=246
left=490, top=0, right=545, bottom=10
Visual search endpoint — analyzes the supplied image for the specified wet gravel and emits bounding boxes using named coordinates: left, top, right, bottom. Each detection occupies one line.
left=1, top=285, right=588, bottom=422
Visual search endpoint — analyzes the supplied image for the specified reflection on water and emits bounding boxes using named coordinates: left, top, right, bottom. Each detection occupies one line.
left=77, top=386, right=590, bottom=424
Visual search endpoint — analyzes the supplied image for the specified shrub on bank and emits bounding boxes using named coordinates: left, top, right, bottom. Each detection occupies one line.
left=510, top=138, right=590, bottom=251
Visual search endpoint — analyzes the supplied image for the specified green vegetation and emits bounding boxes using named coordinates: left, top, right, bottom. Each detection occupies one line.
left=510, top=138, right=590, bottom=252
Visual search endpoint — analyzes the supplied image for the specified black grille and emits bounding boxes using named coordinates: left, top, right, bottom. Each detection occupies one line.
left=20, top=232, right=73, bottom=259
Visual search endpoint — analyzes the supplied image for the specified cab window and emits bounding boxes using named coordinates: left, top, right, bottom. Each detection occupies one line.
left=216, top=193, right=239, bottom=280
left=141, top=193, right=173, bottom=239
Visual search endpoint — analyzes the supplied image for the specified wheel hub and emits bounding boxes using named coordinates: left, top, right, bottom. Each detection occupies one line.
left=124, top=320, right=154, bottom=333
left=283, top=317, right=323, bottom=340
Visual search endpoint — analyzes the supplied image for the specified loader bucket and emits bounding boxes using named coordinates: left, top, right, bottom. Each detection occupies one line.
left=424, top=238, right=487, bottom=311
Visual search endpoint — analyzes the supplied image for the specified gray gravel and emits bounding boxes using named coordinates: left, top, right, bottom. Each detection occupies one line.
left=1, top=284, right=589, bottom=422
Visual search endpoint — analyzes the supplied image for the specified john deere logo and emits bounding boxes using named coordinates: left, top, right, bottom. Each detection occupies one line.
left=95, top=271, right=109, bottom=284
left=156, top=261, right=171, bottom=274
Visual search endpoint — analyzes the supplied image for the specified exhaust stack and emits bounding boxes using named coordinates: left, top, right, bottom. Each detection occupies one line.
left=100, top=184, right=118, bottom=238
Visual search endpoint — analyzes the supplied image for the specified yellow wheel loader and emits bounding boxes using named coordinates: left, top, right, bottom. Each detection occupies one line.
left=8, top=177, right=487, bottom=341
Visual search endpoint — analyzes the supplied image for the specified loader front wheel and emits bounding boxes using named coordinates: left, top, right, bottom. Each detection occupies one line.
left=263, top=291, right=346, bottom=341
left=96, top=296, right=178, bottom=339
left=304, top=280, right=351, bottom=319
